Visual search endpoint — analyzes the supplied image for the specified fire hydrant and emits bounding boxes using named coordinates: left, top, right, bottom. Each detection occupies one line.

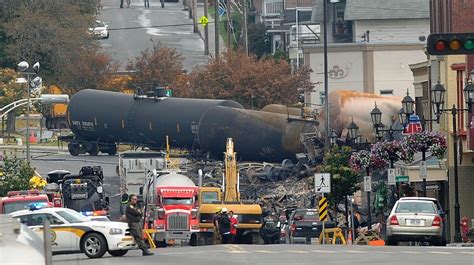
left=460, top=216, right=470, bottom=243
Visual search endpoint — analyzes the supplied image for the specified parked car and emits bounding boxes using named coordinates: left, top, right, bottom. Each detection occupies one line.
left=386, top=198, right=445, bottom=246
left=89, top=20, right=109, bottom=39
left=10, top=205, right=136, bottom=258
left=284, top=208, right=336, bottom=244
left=398, top=197, right=447, bottom=244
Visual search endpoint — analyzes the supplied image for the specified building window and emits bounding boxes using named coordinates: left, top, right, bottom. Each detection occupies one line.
left=380, top=90, right=393, bottom=95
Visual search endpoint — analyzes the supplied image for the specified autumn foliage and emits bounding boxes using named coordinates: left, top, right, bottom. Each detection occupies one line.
left=174, top=50, right=313, bottom=109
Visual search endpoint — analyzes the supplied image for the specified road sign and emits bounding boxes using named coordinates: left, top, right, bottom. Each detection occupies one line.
left=319, top=197, right=328, bottom=222
left=388, top=169, right=396, bottom=185
left=403, top=114, right=423, bottom=135
left=314, top=173, right=331, bottom=193
left=364, top=176, right=372, bottom=192
left=420, top=161, right=427, bottom=179
left=396, top=175, right=409, bottom=183
left=199, top=16, right=209, bottom=27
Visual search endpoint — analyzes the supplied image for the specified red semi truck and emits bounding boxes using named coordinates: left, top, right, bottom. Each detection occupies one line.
left=0, top=190, right=62, bottom=214
left=144, top=172, right=200, bottom=246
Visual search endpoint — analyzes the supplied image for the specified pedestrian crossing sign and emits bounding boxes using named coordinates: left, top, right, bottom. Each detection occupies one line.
left=314, top=173, right=331, bottom=193
left=199, top=16, right=209, bottom=27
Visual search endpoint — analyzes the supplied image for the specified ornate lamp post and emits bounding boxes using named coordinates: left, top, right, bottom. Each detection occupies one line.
left=432, top=77, right=474, bottom=243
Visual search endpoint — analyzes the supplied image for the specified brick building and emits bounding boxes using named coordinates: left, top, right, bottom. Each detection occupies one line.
left=428, top=0, right=474, bottom=242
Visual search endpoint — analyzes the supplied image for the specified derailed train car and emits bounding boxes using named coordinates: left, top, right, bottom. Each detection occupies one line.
left=63, top=89, right=319, bottom=162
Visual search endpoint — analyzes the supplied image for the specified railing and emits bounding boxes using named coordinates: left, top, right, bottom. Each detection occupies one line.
left=262, top=0, right=284, bottom=17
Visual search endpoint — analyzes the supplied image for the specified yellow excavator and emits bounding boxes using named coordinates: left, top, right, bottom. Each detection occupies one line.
left=192, top=138, right=262, bottom=245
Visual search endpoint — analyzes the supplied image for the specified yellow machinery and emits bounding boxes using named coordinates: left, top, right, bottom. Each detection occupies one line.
left=193, top=138, right=262, bottom=245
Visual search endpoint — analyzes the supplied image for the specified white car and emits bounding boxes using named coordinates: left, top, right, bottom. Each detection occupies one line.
left=10, top=206, right=137, bottom=258
left=89, top=20, right=109, bottom=39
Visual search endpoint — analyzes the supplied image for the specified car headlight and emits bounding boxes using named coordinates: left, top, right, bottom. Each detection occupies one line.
left=109, top=228, right=123, bottom=235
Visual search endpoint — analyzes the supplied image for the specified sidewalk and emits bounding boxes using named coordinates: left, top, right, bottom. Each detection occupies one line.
left=195, top=2, right=226, bottom=59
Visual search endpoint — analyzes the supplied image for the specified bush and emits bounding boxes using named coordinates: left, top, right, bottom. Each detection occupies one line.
left=0, top=156, right=34, bottom=197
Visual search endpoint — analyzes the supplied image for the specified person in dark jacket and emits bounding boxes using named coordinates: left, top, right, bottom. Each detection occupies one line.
left=125, top=194, right=154, bottom=256
left=218, top=208, right=231, bottom=244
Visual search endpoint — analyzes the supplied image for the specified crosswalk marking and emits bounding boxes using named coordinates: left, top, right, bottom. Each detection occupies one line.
left=311, top=250, right=336, bottom=253
left=255, top=250, right=278, bottom=253
left=228, top=251, right=250, bottom=253
left=401, top=251, right=421, bottom=254
left=429, top=251, right=453, bottom=255
left=345, top=250, right=368, bottom=253
left=458, top=251, right=474, bottom=255
left=286, top=250, right=310, bottom=253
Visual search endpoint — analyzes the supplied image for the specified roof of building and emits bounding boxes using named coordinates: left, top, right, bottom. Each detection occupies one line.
left=311, top=0, right=429, bottom=22
left=344, top=0, right=429, bottom=20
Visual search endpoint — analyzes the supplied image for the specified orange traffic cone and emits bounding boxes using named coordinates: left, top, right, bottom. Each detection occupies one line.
left=347, top=230, right=353, bottom=245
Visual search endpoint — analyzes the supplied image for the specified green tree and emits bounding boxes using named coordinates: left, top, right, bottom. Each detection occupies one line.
left=247, top=23, right=271, bottom=59
left=0, top=156, right=34, bottom=197
left=321, top=146, right=359, bottom=207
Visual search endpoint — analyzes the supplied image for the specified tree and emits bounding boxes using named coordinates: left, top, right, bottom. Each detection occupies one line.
left=126, top=40, right=186, bottom=89
left=0, top=68, right=25, bottom=133
left=0, top=156, right=34, bottom=197
left=321, top=146, right=359, bottom=207
left=247, top=23, right=271, bottom=58
left=176, top=50, right=313, bottom=109
left=2, top=1, right=99, bottom=85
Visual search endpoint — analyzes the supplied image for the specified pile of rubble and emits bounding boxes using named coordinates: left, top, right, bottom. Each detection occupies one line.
left=187, top=159, right=317, bottom=216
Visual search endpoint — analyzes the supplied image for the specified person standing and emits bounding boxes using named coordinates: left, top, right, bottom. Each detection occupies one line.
left=218, top=208, right=231, bottom=244
left=213, top=208, right=222, bottom=244
left=144, top=0, right=150, bottom=8
left=125, top=194, right=154, bottom=256
left=229, top=211, right=238, bottom=243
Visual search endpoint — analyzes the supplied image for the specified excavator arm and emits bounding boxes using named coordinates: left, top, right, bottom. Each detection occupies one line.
left=223, top=138, right=240, bottom=202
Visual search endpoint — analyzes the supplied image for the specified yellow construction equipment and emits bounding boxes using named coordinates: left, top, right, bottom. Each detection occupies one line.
left=194, top=138, right=263, bottom=245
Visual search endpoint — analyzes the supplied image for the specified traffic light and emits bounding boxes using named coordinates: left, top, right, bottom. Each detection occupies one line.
left=427, top=33, right=474, bottom=55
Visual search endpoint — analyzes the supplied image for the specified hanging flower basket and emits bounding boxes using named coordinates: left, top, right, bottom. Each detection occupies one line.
left=370, top=140, right=415, bottom=170
left=405, top=131, right=447, bottom=159
left=349, top=150, right=371, bottom=172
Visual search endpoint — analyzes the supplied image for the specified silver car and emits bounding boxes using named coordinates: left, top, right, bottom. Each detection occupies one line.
left=386, top=199, right=444, bottom=246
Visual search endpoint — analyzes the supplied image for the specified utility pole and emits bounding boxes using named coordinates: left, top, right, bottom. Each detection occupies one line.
left=204, top=0, right=209, bottom=55
left=242, top=0, right=248, bottom=55
left=192, top=0, right=198, bottom=33
left=215, top=0, right=220, bottom=60
left=226, top=0, right=232, bottom=48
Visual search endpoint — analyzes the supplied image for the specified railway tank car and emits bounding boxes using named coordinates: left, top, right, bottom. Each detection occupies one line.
left=64, top=89, right=321, bottom=162
left=65, top=89, right=243, bottom=156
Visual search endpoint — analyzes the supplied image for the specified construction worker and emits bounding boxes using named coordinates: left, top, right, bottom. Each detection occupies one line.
left=125, top=194, right=154, bottom=256
left=218, top=208, right=232, bottom=244
left=213, top=208, right=222, bottom=244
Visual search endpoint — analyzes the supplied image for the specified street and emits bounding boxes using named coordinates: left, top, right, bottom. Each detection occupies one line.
left=53, top=244, right=474, bottom=265
left=99, top=0, right=209, bottom=71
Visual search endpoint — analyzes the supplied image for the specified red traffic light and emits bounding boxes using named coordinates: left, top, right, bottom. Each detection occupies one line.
left=435, top=40, right=446, bottom=52
left=427, top=33, right=474, bottom=55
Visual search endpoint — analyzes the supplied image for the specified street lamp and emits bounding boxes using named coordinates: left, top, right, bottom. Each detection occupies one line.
left=17, top=61, right=40, bottom=164
left=347, top=118, right=359, bottom=141
left=370, top=102, right=404, bottom=141
left=432, top=78, right=474, bottom=243
left=322, top=0, right=340, bottom=149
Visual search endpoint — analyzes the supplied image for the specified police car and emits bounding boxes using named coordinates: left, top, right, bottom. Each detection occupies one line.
left=10, top=204, right=137, bottom=258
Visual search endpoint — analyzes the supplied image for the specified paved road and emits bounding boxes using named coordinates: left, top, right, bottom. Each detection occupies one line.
left=99, top=0, right=209, bottom=71
left=53, top=244, right=474, bottom=265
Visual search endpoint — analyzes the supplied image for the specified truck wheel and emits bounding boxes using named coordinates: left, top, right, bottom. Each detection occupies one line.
left=107, top=145, right=117, bottom=156
left=68, top=143, right=80, bottom=156
left=86, top=143, right=99, bottom=156
left=82, top=233, right=107, bottom=258
left=108, top=249, right=128, bottom=256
